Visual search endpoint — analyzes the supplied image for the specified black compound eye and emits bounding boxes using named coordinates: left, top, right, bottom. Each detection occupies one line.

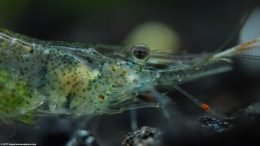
left=131, top=44, right=150, bottom=60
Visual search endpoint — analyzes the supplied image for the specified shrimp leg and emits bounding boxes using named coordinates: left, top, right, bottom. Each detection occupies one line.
left=174, top=85, right=226, bottom=118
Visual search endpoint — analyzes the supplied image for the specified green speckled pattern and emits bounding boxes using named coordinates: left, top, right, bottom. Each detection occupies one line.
left=0, top=28, right=233, bottom=123
left=0, top=29, right=158, bottom=123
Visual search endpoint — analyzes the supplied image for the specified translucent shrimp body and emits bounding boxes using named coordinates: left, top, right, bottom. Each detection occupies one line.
left=0, top=29, right=259, bottom=122
left=0, top=30, right=160, bottom=122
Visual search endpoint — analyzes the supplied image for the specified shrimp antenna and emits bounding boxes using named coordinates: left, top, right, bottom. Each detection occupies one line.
left=191, top=1, right=255, bottom=69
left=212, top=0, right=255, bottom=53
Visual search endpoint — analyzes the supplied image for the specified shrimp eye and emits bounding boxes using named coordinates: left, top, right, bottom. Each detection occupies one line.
left=131, top=44, right=150, bottom=60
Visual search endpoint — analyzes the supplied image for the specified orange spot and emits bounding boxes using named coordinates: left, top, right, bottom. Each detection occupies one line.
left=237, top=39, right=257, bottom=52
left=144, top=95, right=155, bottom=101
left=200, top=103, right=211, bottom=112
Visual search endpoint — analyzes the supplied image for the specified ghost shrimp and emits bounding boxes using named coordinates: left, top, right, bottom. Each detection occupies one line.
left=0, top=28, right=259, bottom=123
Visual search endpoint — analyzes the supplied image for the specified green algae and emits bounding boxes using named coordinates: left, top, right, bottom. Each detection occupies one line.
left=0, top=69, right=35, bottom=123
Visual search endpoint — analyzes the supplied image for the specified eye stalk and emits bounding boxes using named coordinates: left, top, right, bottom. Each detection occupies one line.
left=130, top=44, right=150, bottom=65
left=130, top=44, right=150, bottom=61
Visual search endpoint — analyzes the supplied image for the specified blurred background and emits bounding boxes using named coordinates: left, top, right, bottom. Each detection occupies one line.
left=1, top=0, right=260, bottom=146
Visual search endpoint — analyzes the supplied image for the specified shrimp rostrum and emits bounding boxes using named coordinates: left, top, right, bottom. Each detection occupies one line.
left=0, top=29, right=259, bottom=123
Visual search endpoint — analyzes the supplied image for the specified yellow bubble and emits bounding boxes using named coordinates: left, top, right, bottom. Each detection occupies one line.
left=125, top=22, right=180, bottom=53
